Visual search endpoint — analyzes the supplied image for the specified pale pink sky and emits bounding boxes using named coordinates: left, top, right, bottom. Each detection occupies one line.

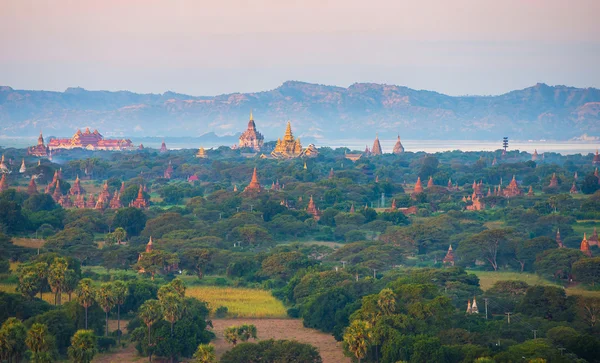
left=1, top=0, right=599, bottom=95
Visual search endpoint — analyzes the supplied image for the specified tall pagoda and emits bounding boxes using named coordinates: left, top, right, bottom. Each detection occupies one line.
left=244, top=168, right=262, bottom=193
left=306, top=196, right=321, bottom=221
left=593, top=149, right=600, bottom=165
left=27, top=177, right=38, bottom=195
left=272, top=122, right=303, bottom=158
left=196, top=147, right=207, bottom=158
left=548, top=173, right=559, bottom=188
left=164, top=161, right=174, bottom=179
left=413, top=177, right=424, bottom=194
left=109, top=191, right=122, bottom=209
left=556, top=229, right=564, bottom=248
left=160, top=141, right=168, bottom=153
left=569, top=182, right=578, bottom=194
left=0, top=174, right=8, bottom=192
left=580, top=233, right=592, bottom=257
left=238, top=111, right=264, bottom=151
left=503, top=175, right=522, bottom=197
left=19, top=159, right=26, bottom=173
left=371, top=134, right=383, bottom=156
left=393, top=135, right=405, bottom=154
left=130, top=185, right=149, bottom=209
left=27, top=132, right=49, bottom=157
left=531, top=149, right=538, bottom=161
left=70, top=175, right=85, bottom=195
left=427, top=177, right=434, bottom=188
left=589, top=227, right=599, bottom=247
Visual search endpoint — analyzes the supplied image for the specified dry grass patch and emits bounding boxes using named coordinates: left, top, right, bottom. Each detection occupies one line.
left=12, top=238, right=45, bottom=249
left=187, top=286, right=287, bottom=318
left=470, top=271, right=559, bottom=291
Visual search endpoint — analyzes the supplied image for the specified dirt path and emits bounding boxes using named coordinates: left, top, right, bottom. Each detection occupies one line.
left=210, top=318, right=349, bottom=363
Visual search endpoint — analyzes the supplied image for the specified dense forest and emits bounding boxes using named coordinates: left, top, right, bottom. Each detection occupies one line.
left=0, top=145, right=599, bottom=363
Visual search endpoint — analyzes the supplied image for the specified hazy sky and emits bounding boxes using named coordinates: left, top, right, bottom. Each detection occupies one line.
left=1, top=0, right=599, bottom=96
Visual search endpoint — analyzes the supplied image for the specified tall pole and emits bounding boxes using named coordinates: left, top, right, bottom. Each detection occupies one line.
left=532, top=330, right=537, bottom=339
left=484, top=298, right=488, bottom=320
left=505, top=312, right=511, bottom=324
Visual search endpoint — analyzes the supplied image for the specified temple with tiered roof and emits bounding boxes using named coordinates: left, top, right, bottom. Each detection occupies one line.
left=130, top=185, right=149, bottom=209
left=272, top=122, right=303, bottom=158
left=48, top=128, right=133, bottom=151
left=503, top=176, right=522, bottom=197
left=393, top=135, right=404, bottom=154
left=238, top=111, right=264, bottom=151
left=306, top=195, right=321, bottom=221
left=413, top=177, right=424, bottom=194
left=580, top=233, right=592, bottom=257
left=549, top=173, right=558, bottom=188
left=593, top=150, right=600, bottom=165
left=27, top=132, right=50, bottom=157
left=371, top=134, right=383, bottom=155
left=244, top=168, right=262, bottom=193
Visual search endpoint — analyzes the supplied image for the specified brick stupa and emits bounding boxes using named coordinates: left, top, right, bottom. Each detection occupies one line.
left=244, top=168, right=262, bottom=193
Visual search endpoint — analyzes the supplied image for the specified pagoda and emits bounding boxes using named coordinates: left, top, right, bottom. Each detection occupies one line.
left=303, top=144, right=319, bottom=158
left=443, top=245, right=455, bottom=266
left=569, top=182, right=578, bottom=194
left=0, top=174, right=8, bottom=192
left=350, top=203, right=355, bottom=213
left=120, top=182, right=125, bottom=194
left=131, top=185, right=149, bottom=209
left=492, top=156, right=497, bottom=166
left=556, top=229, right=564, bottom=248
left=393, top=135, right=405, bottom=154
left=48, top=128, right=133, bottom=151
left=160, top=141, right=168, bottom=153
left=413, top=177, right=424, bottom=194
left=471, top=297, right=479, bottom=314
left=532, top=149, right=538, bottom=161
left=447, top=179, right=453, bottom=190
left=527, top=186, right=534, bottom=196
left=164, top=161, right=174, bottom=179
left=27, top=177, right=38, bottom=195
left=238, top=111, right=264, bottom=151
left=328, top=168, right=335, bottom=179
left=196, top=147, right=207, bottom=158
left=271, top=122, right=303, bottom=158
left=503, top=175, right=522, bottom=197
left=593, top=149, right=600, bottom=165
left=52, top=181, right=62, bottom=201
left=94, top=197, right=105, bottom=211
left=244, top=168, right=262, bottom=193
left=19, top=160, right=26, bottom=173
left=99, top=181, right=111, bottom=201
left=574, top=172, right=578, bottom=180
left=85, top=194, right=96, bottom=209
left=427, top=177, right=434, bottom=188
left=466, top=191, right=485, bottom=211
left=589, top=227, right=599, bottom=246
left=59, top=195, right=73, bottom=208
left=580, top=233, right=592, bottom=257
left=0, top=155, right=8, bottom=173
left=371, top=134, right=383, bottom=156
left=27, top=132, right=49, bottom=157
left=69, top=175, right=85, bottom=195
left=548, top=173, right=559, bottom=188
left=109, top=191, right=122, bottom=209
left=306, top=196, right=321, bottom=221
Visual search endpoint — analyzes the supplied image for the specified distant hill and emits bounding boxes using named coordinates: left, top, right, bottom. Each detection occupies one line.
left=1, top=82, right=599, bottom=140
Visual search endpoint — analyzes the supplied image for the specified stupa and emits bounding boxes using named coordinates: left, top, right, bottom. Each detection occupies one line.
left=130, top=185, right=149, bottom=209
left=306, top=195, right=321, bottom=221
left=413, top=177, right=424, bottom=194
left=580, top=233, right=592, bottom=257
left=27, top=132, right=49, bottom=157
left=371, top=134, right=383, bottom=156
left=238, top=111, right=264, bottom=151
left=393, top=135, right=405, bottom=154
left=244, top=168, right=262, bottom=193
left=443, top=245, right=455, bottom=266
left=271, top=122, right=303, bottom=158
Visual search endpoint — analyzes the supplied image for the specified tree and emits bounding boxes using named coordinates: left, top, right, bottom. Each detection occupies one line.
left=220, top=339, right=322, bottom=363
left=181, top=249, right=212, bottom=279
left=158, top=285, right=184, bottom=338
left=343, top=320, right=371, bottom=363
left=577, top=296, right=600, bottom=327
left=48, top=257, right=68, bottom=305
left=377, top=288, right=396, bottom=316
left=113, top=227, right=126, bottom=244
left=111, top=280, right=127, bottom=344
left=514, top=237, right=556, bottom=272
left=572, top=257, right=600, bottom=286
left=0, top=317, right=27, bottom=362
left=26, top=323, right=56, bottom=363
left=138, top=299, right=163, bottom=362
left=113, top=207, right=147, bottom=237
left=75, top=279, right=95, bottom=329
left=457, top=229, right=513, bottom=271
left=67, top=330, right=97, bottom=363
left=63, top=269, right=79, bottom=302
left=17, top=269, right=40, bottom=300
left=223, top=325, right=258, bottom=346
left=135, top=250, right=179, bottom=280
left=192, top=343, right=216, bottom=363
left=96, top=283, right=116, bottom=336
left=534, top=248, right=583, bottom=280
left=231, top=225, right=272, bottom=246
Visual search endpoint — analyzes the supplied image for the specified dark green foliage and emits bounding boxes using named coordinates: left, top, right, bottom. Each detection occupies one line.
left=220, top=339, right=322, bottom=363
left=113, top=207, right=147, bottom=237
left=26, top=310, right=76, bottom=354
left=122, top=279, right=158, bottom=313
left=0, top=292, right=53, bottom=325
left=517, top=286, right=575, bottom=321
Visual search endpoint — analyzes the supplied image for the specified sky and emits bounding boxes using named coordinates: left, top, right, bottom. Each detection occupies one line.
left=1, top=0, right=599, bottom=96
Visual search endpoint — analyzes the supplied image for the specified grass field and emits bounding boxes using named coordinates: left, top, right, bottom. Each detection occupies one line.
left=187, top=286, right=287, bottom=318
left=12, top=238, right=45, bottom=249
left=0, top=283, right=56, bottom=304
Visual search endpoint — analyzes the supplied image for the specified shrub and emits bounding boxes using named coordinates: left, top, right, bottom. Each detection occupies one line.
left=96, top=336, right=116, bottom=352
left=215, top=306, right=228, bottom=318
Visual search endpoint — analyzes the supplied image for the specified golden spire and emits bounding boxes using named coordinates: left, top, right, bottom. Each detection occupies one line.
left=249, top=109, right=254, bottom=121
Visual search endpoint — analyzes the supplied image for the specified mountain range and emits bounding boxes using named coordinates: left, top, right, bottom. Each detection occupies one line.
left=1, top=82, right=599, bottom=141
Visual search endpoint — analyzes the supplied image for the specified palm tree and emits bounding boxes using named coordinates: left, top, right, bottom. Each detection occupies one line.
left=111, top=280, right=128, bottom=344
left=0, top=318, right=27, bottom=363
left=158, top=284, right=184, bottom=336
left=138, top=299, right=162, bottom=362
left=168, top=278, right=186, bottom=298
left=33, top=262, right=48, bottom=300
left=192, top=343, right=216, bottom=363
left=75, top=279, right=95, bottom=329
left=96, top=283, right=116, bottom=336
left=17, top=270, right=40, bottom=300
left=67, top=330, right=97, bottom=363
left=223, top=326, right=238, bottom=346
left=47, top=258, right=68, bottom=305
left=343, top=320, right=371, bottom=363
left=26, top=323, right=54, bottom=363
left=377, top=288, right=396, bottom=316
left=64, top=269, right=79, bottom=302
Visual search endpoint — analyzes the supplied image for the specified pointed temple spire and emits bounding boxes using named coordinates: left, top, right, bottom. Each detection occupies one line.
left=580, top=233, right=592, bottom=257
left=350, top=203, right=355, bottom=213
left=471, top=297, right=479, bottom=314
left=589, top=227, right=599, bottom=246
left=19, top=159, right=26, bottom=173
left=549, top=173, right=558, bottom=188
left=27, top=176, right=38, bottom=195
left=466, top=300, right=472, bottom=314
left=443, top=245, right=455, bottom=266
left=244, top=167, right=261, bottom=192
left=328, top=168, right=335, bottom=179
left=532, top=149, right=538, bottom=161
left=146, top=236, right=154, bottom=253
left=427, top=176, right=434, bottom=188
left=574, top=171, right=578, bottom=180
left=527, top=186, right=534, bottom=196
left=393, top=135, right=405, bottom=154
left=413, top=177, right=424, bottom=194
left=390, top=199, right=397, bottom=210
left=570, top=182, right=578, bottom=194
left=131, top=185, right=149, bottom=208
left=110, top=190, right=122, bottom=209
left=371, top=134, right=383, bottom=155
left=52, top=180, right=62, bottom=201
left=120, top=181, right=125, bottom=194
left=160, top=140, right=167, bottom=153
left=306, top=195, right=321, bottom=220
left=593, top=149, right=600, bottom=165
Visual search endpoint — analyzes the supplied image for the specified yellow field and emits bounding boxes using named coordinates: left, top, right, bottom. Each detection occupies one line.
left=186, top=286, right=287, bottom=318
left=12, top=238, right=45, bottom=249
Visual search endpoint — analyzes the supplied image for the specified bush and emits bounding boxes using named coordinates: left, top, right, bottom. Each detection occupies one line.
left=215, top=277, right=229, bottom=286
left=215, top=306, right=228, bottom=318
left=287, top=307, right=300, bottom=318
left=96, top=336, right=116, bottom=352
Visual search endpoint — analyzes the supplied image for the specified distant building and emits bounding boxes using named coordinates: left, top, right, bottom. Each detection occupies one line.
left=238, top=111, right=264, bottom=151
left=393, top=135, right=405, bottom=154
left=48, top=128, right=134, bottom=151
left=272, top=122, right=303, bottom=158
left=371, top=134, right=383, bottom=155
left=27, top=132, right=50, bottom=157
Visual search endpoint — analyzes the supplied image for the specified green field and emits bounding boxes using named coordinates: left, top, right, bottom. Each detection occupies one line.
left=187, top=286, right=287, bottom=318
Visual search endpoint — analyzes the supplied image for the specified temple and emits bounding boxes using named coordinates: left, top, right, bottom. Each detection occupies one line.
left=130, top=185, right=149, bottom=209
left=160, top=141, right=168, bottom=153
left=548, top=173, right=558, bottom=188
left=580, top=233, right=592, bottom=257
left=27, top=132, right=50, bottom=157
left=470, top=297, right=479, bottom=314
left=19, top=160, right=26, bottom=173
left=556, top=229, right=564, bottom=248
left=0, top=155, right=8, bottom=173
left=306, top=195, right=321, bottom=221
left=393, top=135, right=405, bottom=154
left=569, top=182, right=578, bottom=194
left=164, top=161, right=174, bottom=179
left=244, top=168, right=262, bottom=193
left=48, top=128, right=134, bottom=151
left=503, top=175, right=522, bottom=197
left=593, top=149, right=600, bottom=165
left=589, top=227, right=599, bottom=247
left=27, top=177, right=38, bottom=195
left=532, top=149, right=538, bottom=161
left=443, top=245, right=455, bottom=266
left=427, top=177, right=434, bottom=188
left=196, top=147, right=207, bottom=158
left=371, top=134, right=383, bottom=155
left=238, top=111, right=264, bottom=151
left=272, top=122, right=303, bottom=158
left=413, top=177, right=424, bottom=194
left=69, top=175, right=85, bottom=195
left=0, top=174, right=8, bottom=192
